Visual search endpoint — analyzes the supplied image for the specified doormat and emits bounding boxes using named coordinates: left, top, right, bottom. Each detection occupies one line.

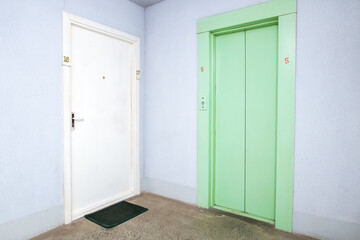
left=85, top=201, right=148, bottom=228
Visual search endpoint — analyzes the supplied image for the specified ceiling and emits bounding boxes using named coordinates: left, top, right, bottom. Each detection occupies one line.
left=129, top=0, right=165, bottom=8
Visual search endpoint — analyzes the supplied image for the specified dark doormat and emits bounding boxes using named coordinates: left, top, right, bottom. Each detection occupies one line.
left=85, top=201, right=148, bottom=228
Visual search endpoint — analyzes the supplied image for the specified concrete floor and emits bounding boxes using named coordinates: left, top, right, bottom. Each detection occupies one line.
left=32, top=193, right=313, bottom=240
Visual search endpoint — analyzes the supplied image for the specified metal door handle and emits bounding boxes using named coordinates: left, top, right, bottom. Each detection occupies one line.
left=71, top=112, right=84, bottom=130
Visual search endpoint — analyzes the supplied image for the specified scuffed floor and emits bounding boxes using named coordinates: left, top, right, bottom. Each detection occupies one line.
left=32, top=193, right=313, bottom=240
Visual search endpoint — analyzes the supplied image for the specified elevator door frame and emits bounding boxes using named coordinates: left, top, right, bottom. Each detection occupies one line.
left=197, top=0, right=296, bottom=232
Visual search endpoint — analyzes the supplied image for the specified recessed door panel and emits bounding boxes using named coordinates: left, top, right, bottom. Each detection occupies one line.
left=214, top=25, right=278, bottom=221
left=214, top=32, right=246, bottom=211
left=71, top=24, right=133, bottom=218
left=245, top=25, right=278, bottom=219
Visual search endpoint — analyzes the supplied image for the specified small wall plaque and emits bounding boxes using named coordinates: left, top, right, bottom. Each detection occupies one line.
left=136, top=70, right=140, bottom=80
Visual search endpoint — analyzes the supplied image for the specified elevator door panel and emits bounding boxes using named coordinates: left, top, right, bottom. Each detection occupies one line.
left=245, top=25, right=278, bottom=220
left=214, top=32, right=246, bottom=211
left=214, top=25, right=278, bottom=221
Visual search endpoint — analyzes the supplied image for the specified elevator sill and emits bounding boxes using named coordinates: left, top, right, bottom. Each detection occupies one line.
left=212, top=205, right=275, bottom=225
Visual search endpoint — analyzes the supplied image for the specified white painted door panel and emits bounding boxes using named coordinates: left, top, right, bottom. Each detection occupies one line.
left=71, top=25, right=133, bottom=218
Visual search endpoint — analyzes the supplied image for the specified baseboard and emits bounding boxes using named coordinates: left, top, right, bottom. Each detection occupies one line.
left=141, top=177, right=196, bottom=204
left=293, top=211, right=360, bottom=240
left=0, top=205, right=63, bottom=240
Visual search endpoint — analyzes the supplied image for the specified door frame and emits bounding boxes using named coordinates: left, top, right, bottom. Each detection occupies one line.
left=62, top=12, right=140, bottom=224
left=197, top=0, right=296, bottom=232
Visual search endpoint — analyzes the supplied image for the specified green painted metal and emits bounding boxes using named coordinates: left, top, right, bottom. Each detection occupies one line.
left=214, top=32, right=246, bottom=211
left=213, top=205, right=274, bottom=225
left=197, top=0, right=296, bottom=232
left=275, top=13, right=296, bottom=232
left=197, top=0, right=296, bottom=34
left=245, top=25, right=278, bottom=220
left=197, top=32, right=211, bottom=208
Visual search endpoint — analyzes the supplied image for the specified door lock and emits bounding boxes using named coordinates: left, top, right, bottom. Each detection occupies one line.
left=71, top=112, right=84, bottom=131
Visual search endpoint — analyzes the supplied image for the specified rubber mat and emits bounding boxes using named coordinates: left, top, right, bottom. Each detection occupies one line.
left=85, top=201, right=148, bottom=228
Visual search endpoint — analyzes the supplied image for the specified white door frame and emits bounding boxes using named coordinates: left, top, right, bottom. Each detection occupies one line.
left=62, top=12, right=140, bottom=224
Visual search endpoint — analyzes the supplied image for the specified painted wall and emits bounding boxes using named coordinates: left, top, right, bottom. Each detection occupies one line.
left=0, top=0, right=145, bottom=239
left=143, top=0, right=269, bottom=203
left=293, top=0, right=360, bottom=239
left=1, top=0, right=359, bottom=239
left=144, top=0, right=360, bottom=239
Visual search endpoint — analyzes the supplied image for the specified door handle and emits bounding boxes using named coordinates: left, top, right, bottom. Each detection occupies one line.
left=74, top=117, right=84, bottom=121
left=71, top=112, right=84, bottom=131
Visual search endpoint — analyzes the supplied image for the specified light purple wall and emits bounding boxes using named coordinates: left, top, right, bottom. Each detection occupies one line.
left=144, top=0, right=360, bottom=239
left=144, top=0, right=268, bottom=190
left=0, top=0, right=145, bottom=239
left=293, top=0, right=360, bottom=239
left=1, top=0, right=360, bottom=239
left=0, top=0, right=64, bottom=224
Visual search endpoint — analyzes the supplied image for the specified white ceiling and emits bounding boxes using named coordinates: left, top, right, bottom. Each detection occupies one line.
left=129, top=0, right=165, bottom=8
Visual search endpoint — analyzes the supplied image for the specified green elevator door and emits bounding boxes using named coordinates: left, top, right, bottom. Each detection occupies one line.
left=214, top=25, right=278, bottom=220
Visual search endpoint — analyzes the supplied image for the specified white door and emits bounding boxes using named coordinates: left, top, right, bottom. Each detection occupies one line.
left=70, top=24, right=134, bottom=219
